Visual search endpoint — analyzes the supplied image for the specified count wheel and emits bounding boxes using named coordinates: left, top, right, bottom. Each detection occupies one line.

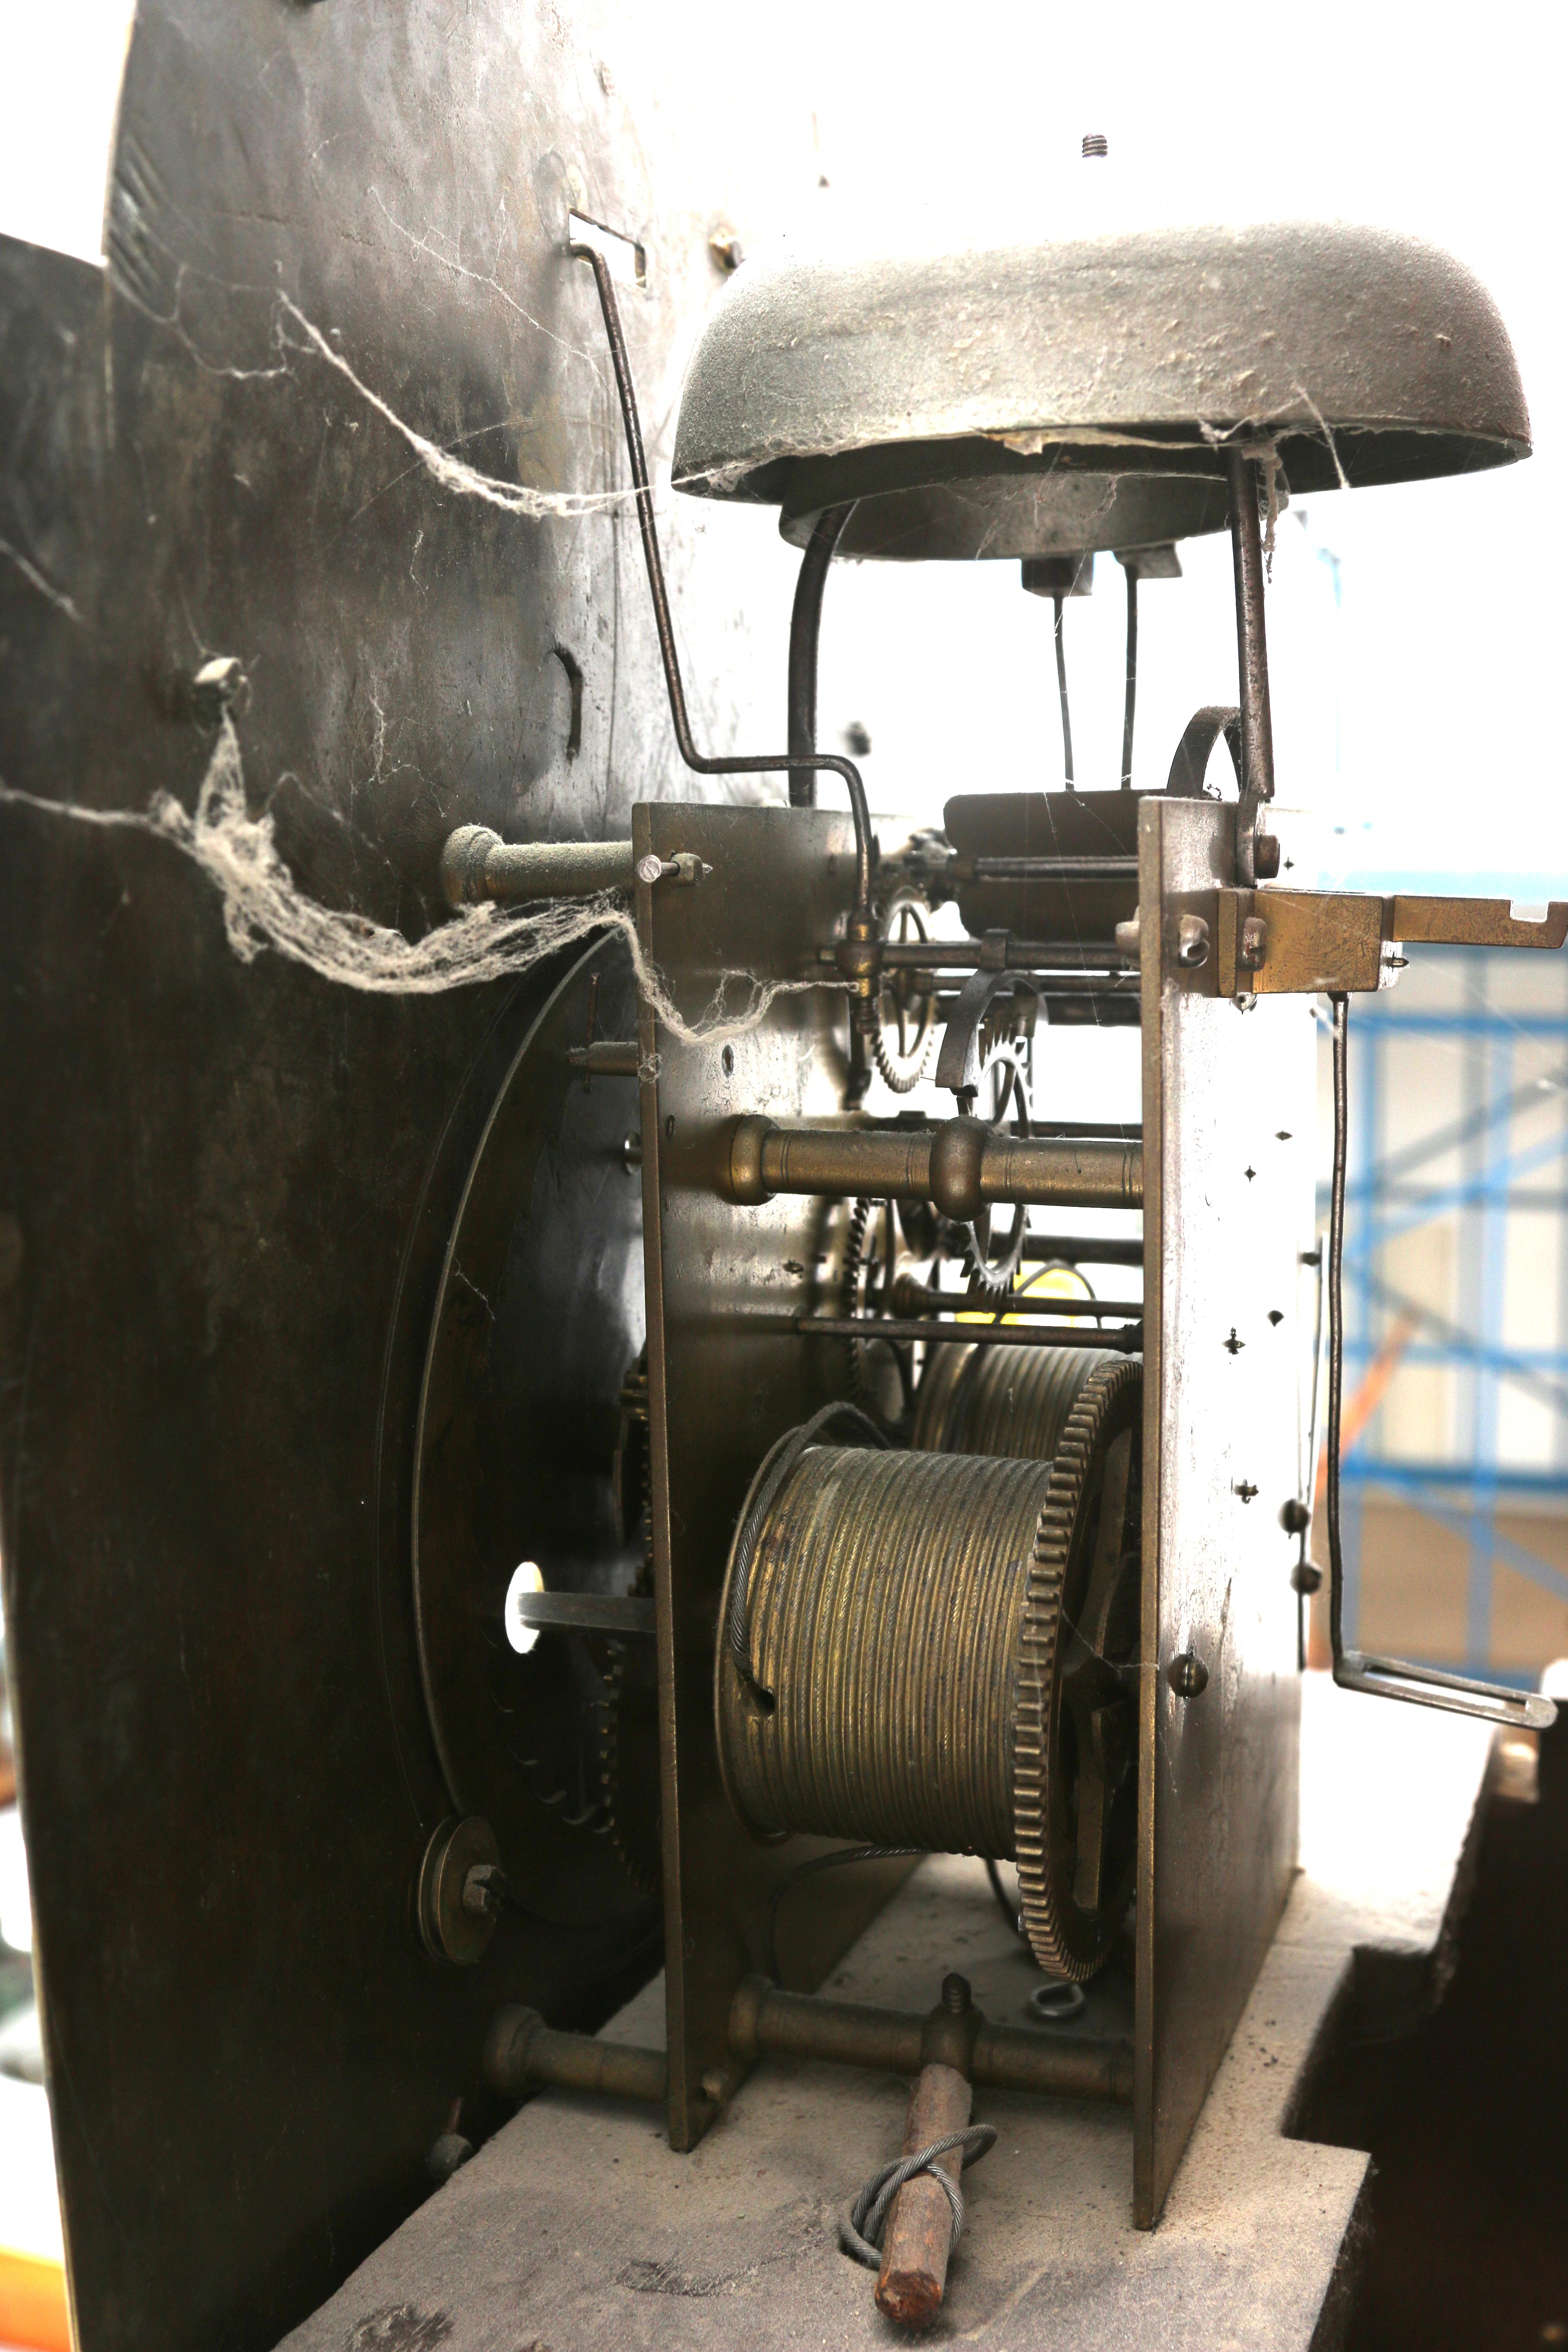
left=872, top=894, right=938, bottom=1093
left=959, top=1040, right=1032, bottom=1296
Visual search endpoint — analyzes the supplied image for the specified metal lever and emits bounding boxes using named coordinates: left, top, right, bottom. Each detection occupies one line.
left=1324, top=993, right=1556, bottom=1731
left=1218, top=890, right=1568, bottom=997
left=1334, top=1649, right=1554, bottom=1724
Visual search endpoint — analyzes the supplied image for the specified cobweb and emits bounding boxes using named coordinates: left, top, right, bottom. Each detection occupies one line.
left=0, top=716, right=818, bottom=1048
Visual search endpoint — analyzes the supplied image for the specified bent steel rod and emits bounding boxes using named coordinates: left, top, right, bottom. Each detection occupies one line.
left=787, top=504, right=854, bottom=808
left=1227, top=445, right=1274, bottom=887
left=573, top=242, right=873, bottom=912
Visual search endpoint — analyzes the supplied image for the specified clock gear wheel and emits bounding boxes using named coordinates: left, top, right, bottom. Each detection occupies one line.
left=1013, top=1355, right=1143, bottom=1980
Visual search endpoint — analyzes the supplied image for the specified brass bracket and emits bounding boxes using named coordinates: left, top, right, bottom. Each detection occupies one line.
left=1213, top=889, right=1567, bottom=998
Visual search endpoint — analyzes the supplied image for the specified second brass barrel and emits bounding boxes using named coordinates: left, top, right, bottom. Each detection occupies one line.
left=912, top=1340, right=1118, bottom=1459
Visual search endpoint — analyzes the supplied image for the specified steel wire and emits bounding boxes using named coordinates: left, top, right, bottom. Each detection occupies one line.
left=839, top=2126, right=998, bottom=2269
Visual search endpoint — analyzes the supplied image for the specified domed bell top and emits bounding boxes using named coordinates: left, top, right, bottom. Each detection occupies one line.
left=672, top=221, right=1529, bottom=564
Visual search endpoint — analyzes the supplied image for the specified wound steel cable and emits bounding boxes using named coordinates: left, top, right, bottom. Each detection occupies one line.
left=724, top=1401, right=890, bottom=1707
left=912, top=1341, right=1116, bottom=1461
left=840, top=2126, right=998, bottom=2270
left=720, top=1446, right=1056, bottom=1856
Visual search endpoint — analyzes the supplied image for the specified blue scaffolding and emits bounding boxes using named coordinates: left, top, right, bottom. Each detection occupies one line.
left=1333, top=946, right=1568, bottom=1685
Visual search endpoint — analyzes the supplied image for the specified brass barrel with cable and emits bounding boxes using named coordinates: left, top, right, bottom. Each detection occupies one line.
left=720, top=1446, right=1050, bottom=1856
left=912, top=1341, right=1118, bottom=1460
left=716, top=1358, right=1144, bottom=1980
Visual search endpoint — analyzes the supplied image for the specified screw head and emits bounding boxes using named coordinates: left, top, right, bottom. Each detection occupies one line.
left=461, top=1865, right=503, bottom=1922
left=1239, top=916, right=1268, bottom=971
left=1291, top=1561, right=1324, bottom=1596
left=1254, top=832, right=1282, bottom=880
left=416, top=1815, right=500, bottom=1965
left=1167, top=1651, right=1209, bottom=1700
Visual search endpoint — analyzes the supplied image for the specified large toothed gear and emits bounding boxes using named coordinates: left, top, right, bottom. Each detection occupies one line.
left=1014, top=1356, right=1143, bottom=1980
left=870, top=891, right=939, bottom=1094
